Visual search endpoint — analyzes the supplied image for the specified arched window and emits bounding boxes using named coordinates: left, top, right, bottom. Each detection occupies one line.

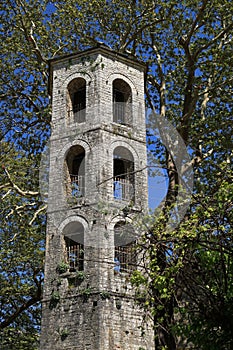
left=67, top=78, right=86, bottom=123
left=114, top=222, right=136, bottom=273
left=63, top=222, right=84, bottom=271
left=65, top=145, right=85, bottom=200
left=113, top=79, right=132, bottom=125
left=113, top=146, right=134, bottom=202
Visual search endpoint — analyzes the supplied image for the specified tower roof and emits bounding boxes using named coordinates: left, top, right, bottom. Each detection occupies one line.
left=48, top=44, right=146, bottom=96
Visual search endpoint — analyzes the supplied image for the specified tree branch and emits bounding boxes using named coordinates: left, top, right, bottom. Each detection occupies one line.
left=29, top=204, right=47, bottom=226
left=0, top=282, right=42, bottom=330
left=195, top=21, right=233, bottom=58
left=186, top=0, right=209, bottom=45
left=3, top=167, right=39, bottom=197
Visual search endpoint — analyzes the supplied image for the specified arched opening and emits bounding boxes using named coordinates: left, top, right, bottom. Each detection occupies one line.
left=67, top=78, right=86, bottom=123
left=113, top=146, right=134, bottom=202
left=63, top=221, right=84, bottom=271
left=65, top=145, right=85, bottom=200
left=114, top=221, right=136, bottom=273
left=113, top=79, right=132, bottom=125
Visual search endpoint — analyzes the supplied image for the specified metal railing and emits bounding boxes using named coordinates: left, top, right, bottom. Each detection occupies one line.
left=113, top=102, right=132, bottom=125
left=113, top=102, right=125, bottom=124
left=113, top=177, right=134, bottom=201
left=68, top=105, right=86, bottom=123
left=69, top=175, right=85, bottom=198
left=114, top=245, right=136, bottom=273
left=65, top=242, right=84, bottom=271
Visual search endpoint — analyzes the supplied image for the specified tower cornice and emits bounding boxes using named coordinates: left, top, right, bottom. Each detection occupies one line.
left=48, top=44, right=146, bottom=96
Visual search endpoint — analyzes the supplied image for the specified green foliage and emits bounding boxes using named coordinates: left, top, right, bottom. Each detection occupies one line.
left=80, top=287, right=92, bottom=302
left=1, top=0, right=232, bottom=348
left=131, top=270, right=148, bottom=287
left=50, top=291, right=60, bottom=301
left=0, top=326, right=40, bottom=350
left=56, top=262, right=69, bottom=274
left=67, top=271, right=85, bottom=287
left=49, top=291, right=60, bottom=309
left=100, top=291, right=110, bottom=300
left=76, top=270, right=85, bottom=281
left=133, top=163, right=233, bottom=349
left=59, top=328, right=69, bottom=341
left=0, top=141, right=44, bottom=348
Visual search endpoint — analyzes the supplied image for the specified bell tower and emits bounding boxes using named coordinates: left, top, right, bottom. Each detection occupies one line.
left=40, top=45, right=153, bottom=350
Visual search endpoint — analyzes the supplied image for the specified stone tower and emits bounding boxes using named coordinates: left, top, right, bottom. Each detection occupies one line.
left=40, top=45, right=153, bottom=350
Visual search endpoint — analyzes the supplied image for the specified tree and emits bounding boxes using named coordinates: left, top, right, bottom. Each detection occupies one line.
left=132, top=162, right=233, bottom=349
left=0, top=141, right=44, bottom=349
left=0, top=0, right=232, bottom=348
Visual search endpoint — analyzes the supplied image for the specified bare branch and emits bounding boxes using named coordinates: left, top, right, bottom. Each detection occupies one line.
left=0, top=283, right=42, bottom=330
left=29, top=204, right=47, bottom=226
left=27, top=32, right=47, bottom=64
left=6, top=202, right=37, bottom=221
left=150, top=37, right=166, bottom=117
left=0, top=184, right=11, bottom=192
left=147, top=74, right=160, bottom=92
left=195, top=21, right=233, bottom=58
left=3, top=167, right=39, bottom=197
left=186, top=0, right=209, bottom=44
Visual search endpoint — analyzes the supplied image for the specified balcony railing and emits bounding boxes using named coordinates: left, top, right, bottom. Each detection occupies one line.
left=113, top=102, right=133, bottom=125
left=65, top=242, right=84, bottom=271
left=114, top=244, right=136, bottom=273
left=68, top=105, right=86, bottom=123
left=113, top=102, right=125, bottom=124
left=113, top=177, right=134, bottom=201
left=69, top=175, right=85, bottom=198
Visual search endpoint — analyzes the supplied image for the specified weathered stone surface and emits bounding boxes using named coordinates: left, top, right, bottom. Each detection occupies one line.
left=40, top=46, right=153, bottom=350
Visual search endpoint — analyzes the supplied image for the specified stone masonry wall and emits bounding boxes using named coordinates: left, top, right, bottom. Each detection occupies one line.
left=40, top=47, right=153, bottom=350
